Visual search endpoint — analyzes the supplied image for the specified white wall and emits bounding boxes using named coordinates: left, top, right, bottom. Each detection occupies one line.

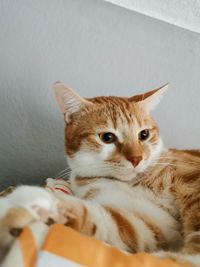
left=0, top=0, right=200, bottom=188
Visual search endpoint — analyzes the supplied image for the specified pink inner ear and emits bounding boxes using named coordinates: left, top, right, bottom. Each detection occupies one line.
left=53, top=81, right=93, bottom=116
left=129, top=87, right=162, bottom=102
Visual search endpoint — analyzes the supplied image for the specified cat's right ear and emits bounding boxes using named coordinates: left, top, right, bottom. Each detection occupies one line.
left=53, top=81, right=92, bottom=122
left=129, top=84, right=169, bottom=112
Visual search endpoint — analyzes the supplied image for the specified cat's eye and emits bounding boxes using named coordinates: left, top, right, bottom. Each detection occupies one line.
left=99, top=132, right=116, bottom=144
left=139, top=129, right=150, bottom=141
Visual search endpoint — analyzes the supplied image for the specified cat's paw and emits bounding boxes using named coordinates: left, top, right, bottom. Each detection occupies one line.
left=0, top=205, right=35, bottom=253
left=55, top=195, right=88, bottom=231
left=0, top=185, right=60, bottom=259
left=4, top=185, right=63, bottom=224
left=56, top=196, right=80, bottom=225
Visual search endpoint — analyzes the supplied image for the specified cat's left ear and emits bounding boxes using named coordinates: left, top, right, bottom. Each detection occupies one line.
left=53, top=81, right=93, bottom=122
left=129, top=84, right=169, bottom=111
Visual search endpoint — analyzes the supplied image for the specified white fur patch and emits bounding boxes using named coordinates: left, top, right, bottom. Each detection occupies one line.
left=6, top=186, right=59, bottom=219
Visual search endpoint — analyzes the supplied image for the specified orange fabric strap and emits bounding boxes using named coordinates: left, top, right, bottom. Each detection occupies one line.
left=19, top=227, right=37, bottom=267
left=42, top=224, right=187, bottom=267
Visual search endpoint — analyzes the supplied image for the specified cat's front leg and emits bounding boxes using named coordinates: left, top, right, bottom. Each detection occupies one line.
left=55, top=195, right=137, bottom=252
left=56, top=195, right=101, bottom=236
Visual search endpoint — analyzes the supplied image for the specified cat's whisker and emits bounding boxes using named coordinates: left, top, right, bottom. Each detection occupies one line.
left=55, top=175, right=70, bottom=179
left=54, top=173, right=70, bottom=178
left=55, top=167, right=72, bottom=179
left=57, top=172, right=71, bottom=178
left=57, top=168, right=71, bottom=175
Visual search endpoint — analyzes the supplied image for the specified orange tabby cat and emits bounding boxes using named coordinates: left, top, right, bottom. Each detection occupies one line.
left=0, top=82, right=199, bottom=265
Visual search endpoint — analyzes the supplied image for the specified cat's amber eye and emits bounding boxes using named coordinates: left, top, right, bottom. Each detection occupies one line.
left=99, top=132, right=116, bottom=144
left=139, top=129, right=150, bottom=141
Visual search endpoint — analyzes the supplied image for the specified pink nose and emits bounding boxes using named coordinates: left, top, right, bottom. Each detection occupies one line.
left=128, top=156, right=143, bottom=167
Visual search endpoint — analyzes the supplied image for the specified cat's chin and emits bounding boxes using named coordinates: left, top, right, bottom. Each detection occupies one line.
left=113, top=167, right=146, bottom=182
left=68, top=158, right=147, bottom=183
left=111, top=158, right=157, bottom=182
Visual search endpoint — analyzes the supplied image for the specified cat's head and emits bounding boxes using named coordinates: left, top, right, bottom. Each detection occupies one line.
left=54, top=81, right=168, bottom=181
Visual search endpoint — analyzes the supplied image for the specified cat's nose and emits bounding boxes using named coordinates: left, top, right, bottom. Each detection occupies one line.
left=128, top=156, right=143, bottom=167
